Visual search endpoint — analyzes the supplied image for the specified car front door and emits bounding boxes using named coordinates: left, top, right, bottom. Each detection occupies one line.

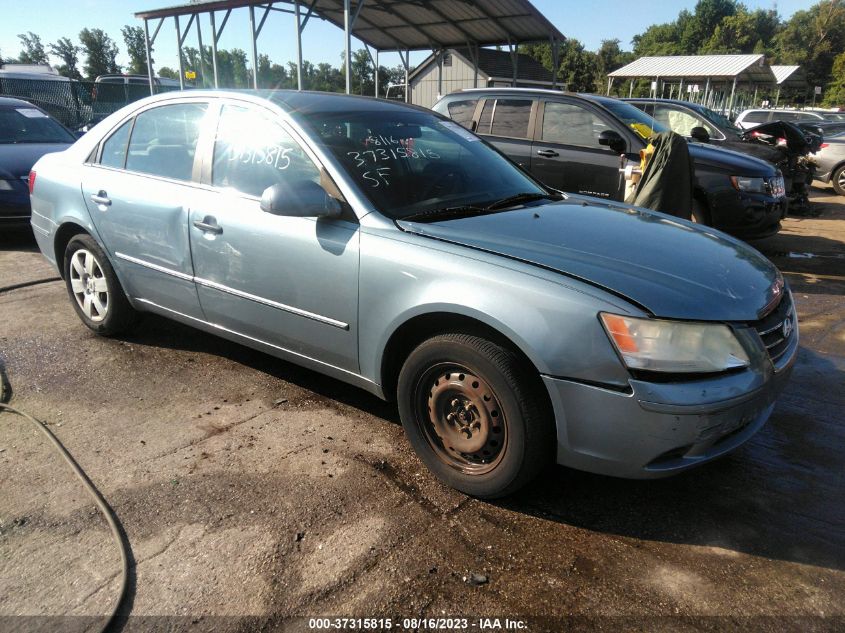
left=80, top=100, right=209, bottom=318
left=188, top=101, right=360, bottom=372
left=530, top=99, right=626, bottom=199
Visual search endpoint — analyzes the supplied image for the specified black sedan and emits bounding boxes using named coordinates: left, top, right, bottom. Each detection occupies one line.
left=0, top=97, right=76, bottom=228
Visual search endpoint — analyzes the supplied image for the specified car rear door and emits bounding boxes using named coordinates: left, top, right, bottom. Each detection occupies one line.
left=80, top=99, right=209, bottom=318
left=187, top=100, right=360, bottom=372
left=474, top=97, right=535, bottom=170
left=531, top=99, right=625, bottom=199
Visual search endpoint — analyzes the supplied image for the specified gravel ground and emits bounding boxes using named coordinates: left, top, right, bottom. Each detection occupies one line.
left=1, top=186, right=843, bottom=633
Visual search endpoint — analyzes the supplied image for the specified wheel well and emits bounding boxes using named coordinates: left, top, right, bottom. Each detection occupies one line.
left=380, top=312, right=543, bottom=403
left=53, top=223, right=89, bottom=278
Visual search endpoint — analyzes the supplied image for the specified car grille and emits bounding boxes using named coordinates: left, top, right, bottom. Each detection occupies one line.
left=767, top=174, right=786, bottom=198
left=752, top=291, right=796, bottom=364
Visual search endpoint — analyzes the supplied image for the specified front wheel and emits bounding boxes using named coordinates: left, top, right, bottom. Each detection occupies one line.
left=397, top=333, right=554, bottom=498
left=833, top=165, right=845, bottom=197
left=64, top=234, right=138, bottom=335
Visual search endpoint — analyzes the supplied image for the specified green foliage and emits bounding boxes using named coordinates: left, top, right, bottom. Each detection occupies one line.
left=121, top=25, right=149, bottom=76
left=17, top=32, right=48, bottom=65
left=79, top=28, right=120, bottom=79
left=49, top=37, right=82, bottom=80
left=823, top=51, right=845, bottom=105
left=157, top=66, right=178, bottom=80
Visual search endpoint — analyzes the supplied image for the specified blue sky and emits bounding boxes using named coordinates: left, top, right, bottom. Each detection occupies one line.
left=0, top=0, right=812, bottom=74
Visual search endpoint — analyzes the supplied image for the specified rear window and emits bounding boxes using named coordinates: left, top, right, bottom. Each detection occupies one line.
left=446, top=99, right=478, bottom=129
left=490, top=99, right=532, bottom=138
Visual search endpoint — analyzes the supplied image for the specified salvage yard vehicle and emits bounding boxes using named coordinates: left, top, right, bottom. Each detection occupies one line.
left=30, top=91, right=797, bottom=497
left=734, top=108, right=825, bottom=129
left=812, top=132, right=845, bottom=196
left=0, top=96, right=76, bottom=227
left=433, top=89, right=787, bottom=239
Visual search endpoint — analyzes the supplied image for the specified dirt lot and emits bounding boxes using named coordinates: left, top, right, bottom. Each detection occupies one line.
left=1, top=186, right=844, bottom=633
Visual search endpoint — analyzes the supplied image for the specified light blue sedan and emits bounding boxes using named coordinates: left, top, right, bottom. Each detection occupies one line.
left=29, top=91, right=797, bottom=497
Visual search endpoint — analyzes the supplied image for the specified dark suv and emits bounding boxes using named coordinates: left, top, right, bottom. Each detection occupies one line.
left=433, top=89, right=787, bottom=239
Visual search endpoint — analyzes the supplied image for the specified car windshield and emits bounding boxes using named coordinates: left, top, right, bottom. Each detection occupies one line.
left=299, top=109, right=550, bottom=220
left=601, top=99, right=669, bottom=140
left=696, top=105, right=743, bottom=136
left=0, top=106, right=75, bottom=144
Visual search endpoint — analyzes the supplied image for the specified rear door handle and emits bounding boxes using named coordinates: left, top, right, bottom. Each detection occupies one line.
left=193, top=216, right=223, bottom=235
left=90, top=190, right=111, bottom=206
left=536, top=149, right=559, bottom=158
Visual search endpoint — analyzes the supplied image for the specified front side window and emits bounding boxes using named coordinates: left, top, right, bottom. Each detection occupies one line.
left=212, top=104, right=320, bottom=198
left=490, top=99, right=532, bottom=138
left=541, top=102, right=609, bottom=147
left=299, top=108, right=549, bottom=220
left=124, top=103, right=207, bottom=181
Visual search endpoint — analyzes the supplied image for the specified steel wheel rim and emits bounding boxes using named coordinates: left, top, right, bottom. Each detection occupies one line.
left=414, top=363, right=508, bottom=475
left=69, top=249, right=109, bottom=323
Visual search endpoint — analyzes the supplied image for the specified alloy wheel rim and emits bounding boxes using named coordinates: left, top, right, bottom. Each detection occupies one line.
left=415, top=363, right=507, bottom=475
left=69, top=249, right=109, bottom=322
left=838, top=170, right=845, bottom=191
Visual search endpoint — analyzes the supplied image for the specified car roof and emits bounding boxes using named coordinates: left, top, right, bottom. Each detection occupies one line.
left=0, top=96, right=45, bottom=108
left=448, top=87, right=621, bottom=108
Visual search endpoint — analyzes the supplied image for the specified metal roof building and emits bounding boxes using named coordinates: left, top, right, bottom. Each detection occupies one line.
left=608, top=54, right=779, bottom=114
left=134, top=0, right=565, bottom=101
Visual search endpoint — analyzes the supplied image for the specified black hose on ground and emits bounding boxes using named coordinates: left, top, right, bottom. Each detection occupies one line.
left=0, top=397, right=131, bottom=633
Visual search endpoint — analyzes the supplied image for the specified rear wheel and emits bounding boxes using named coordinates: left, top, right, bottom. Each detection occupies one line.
left=397, top=333, right=554, bottom=498
left=64, top=234, right=138, bottom=335
left=833, top=165, right=845, bottom=196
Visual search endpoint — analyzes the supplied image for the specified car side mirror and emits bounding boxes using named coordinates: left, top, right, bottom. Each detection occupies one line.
left=260, top=180, right=342, bottom=219
left=690, top=126, right=710, bottom=143
left=598, top=130, right=626, bottom=154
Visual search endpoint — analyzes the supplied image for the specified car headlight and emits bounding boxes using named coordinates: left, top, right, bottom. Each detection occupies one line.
left=0, top=179, right=15, bottom=191
left=730, top=175, right=766, bottom=193
left=600, top=313, right=750, bottom=373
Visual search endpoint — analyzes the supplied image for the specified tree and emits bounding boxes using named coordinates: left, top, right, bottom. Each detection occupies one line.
left=773, top=0, right=845, bottom=91
left=822, top=50, right=845, bottom=105
left=522, top=39, right=596, bottom=92
left=158, top=66, right=178, bottom=80
left=258, top=53, right=291, bottom=89
left=49, top=37, right=82, bottom=80
left=17, top=32, right=48, bottom=65
left=121, top=25, right=149, bottom=75
left=79, top=28, right=120, bottom=79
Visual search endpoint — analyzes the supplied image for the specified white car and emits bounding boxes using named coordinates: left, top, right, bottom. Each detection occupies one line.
left=735, top=108, right=825, bottom=130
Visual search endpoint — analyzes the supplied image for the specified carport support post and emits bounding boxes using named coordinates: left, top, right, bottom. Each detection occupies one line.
left=175, top=15, right=185, bottom=90
left=210, top=12, right=219, bottom=88
left=727, top=76, right=737, bottom=117
left=436, top=48, right=443, bottom=99
left=294, top=1, right=303, bottom=90
left=628, top=80, right=634, bottom=98
left=374, top=49, right=379, bottom=97
left=344, top=0, right=351, bottom=94
left=775, top=86, right=781, bottom=107
left=249, top=5, right=259, bottom=89
left=704, top=77, right=711, bottom=107
left=144, top=19, right=154, bottom=95
left=606, top=76, right=613, bottom=96
left=196, top=14, right=205, bottom=87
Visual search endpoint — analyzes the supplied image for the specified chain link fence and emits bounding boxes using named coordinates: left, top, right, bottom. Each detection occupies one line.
left=0, top=78, right=179, bottom=130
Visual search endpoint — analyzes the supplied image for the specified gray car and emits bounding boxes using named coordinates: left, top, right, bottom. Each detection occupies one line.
left=812, top=132, right=845, bottom=195
left=29, top=91, right=797, bottom=497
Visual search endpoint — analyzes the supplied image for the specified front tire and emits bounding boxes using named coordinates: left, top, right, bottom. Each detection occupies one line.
left=397, top=333, right=554, bottom=498
left=64, top=234, right=138, bottom=335
left=833, top=165, right=845, bottom=196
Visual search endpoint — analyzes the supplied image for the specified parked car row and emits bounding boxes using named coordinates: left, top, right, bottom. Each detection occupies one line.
left=25, top=89, right=799, bottom=497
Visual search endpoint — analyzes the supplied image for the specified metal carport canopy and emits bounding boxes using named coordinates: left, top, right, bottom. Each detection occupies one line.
left=135, top=0, right=563, bottom=99
left=135, top=0, right=564, bottom=51
left=608, top=54, right=775, bottom=83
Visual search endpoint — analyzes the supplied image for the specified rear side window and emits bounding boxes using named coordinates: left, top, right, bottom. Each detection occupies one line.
left=446, top=99, right=478, bottom=129
left=653, top=105, right=712, bottom=137
left=743, top=111, right=769, bottom=124
left=99, top=119, right=132, bottom=168
left=490, top=99, right=532, bottom=138
left=541, top=101, right=607, bottom=147
left=125, top=103, right=207, bottom=181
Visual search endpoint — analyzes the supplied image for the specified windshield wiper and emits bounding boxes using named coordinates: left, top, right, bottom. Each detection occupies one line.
left=401, top=205, right=488, bottom=222
left=483, top=191, right=558, bottom=211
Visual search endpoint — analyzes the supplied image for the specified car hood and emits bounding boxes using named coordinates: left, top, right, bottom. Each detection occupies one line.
left=688, top=141, right=775, bottom=176
left=0, top=143, right=70, bottom=179
left=397, top=198, right=780, bottom=322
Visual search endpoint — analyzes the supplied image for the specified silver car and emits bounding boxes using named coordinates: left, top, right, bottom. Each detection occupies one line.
left=812, top=132, right=845, bottom=196
left=29, top=91, right=797, bottom=497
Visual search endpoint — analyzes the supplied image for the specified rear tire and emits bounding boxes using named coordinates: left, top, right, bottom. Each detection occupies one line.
left=833, top=165, right=845, bottom=196
left=397, top=333, right=555, bottom=498
left=64, top=234, right=138, bottom=336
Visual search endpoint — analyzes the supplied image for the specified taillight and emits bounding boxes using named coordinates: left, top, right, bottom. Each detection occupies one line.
left=28, top=171, right=36, bottom=195
left=820, top=143, right=829, bottom=149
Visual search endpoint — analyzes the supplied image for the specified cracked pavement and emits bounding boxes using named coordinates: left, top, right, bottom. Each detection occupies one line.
left=0, top=186, right=844, bottom=632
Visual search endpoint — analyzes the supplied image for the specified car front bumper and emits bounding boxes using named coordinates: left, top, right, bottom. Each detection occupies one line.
left=542, top=332, right=797, bottom=479
left=710, top=191, right=787, bottom=239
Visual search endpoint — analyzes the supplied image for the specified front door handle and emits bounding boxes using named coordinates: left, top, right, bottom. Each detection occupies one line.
left=193, top=216, right=223, bottom=235
left=536, top=149, right=559, bottom=158
left=90, top=190, right=111, bottom=206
